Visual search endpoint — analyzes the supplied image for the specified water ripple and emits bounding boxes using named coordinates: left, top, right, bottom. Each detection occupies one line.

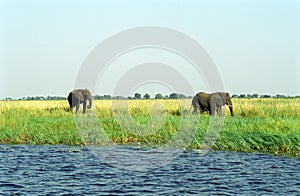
left=0, top=144, right=299, bottom=195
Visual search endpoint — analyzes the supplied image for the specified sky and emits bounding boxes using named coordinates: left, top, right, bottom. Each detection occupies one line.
left=0, top=0, right=299, bottom=99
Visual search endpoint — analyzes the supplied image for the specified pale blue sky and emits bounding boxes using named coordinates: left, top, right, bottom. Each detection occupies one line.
left=1, top=0, right=299, bottom=99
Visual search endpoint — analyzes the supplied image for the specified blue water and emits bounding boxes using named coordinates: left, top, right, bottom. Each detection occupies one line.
left=0, top=145, right=299, bottom=195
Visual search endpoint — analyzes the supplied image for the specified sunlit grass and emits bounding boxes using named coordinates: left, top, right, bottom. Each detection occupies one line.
left=0, top=98, right=299, bottom=157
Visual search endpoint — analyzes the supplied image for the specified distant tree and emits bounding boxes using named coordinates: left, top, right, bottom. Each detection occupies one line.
left=252, top=94, right=259, bottom=98
left=26, top=97, right=34, bottom=100
left=143, top=93, right=150, bottom=99
left=112, top=96, right=126, bottom=100
left=169, top=93, right=178, bottom=99
left=155, top=93, right=163, bottom=99
left=239, top=94, right=246, bottom=98
left=134, top=93, right=141, bottom=99
left=35, top=96, right=45, bottom=100
left=127, top=96, right=132, bottom=100
left=231, top=94, right=239, bottom=98
left=261, top=94, right=271, bottom=98
left=103, top=95, right=112, bottom=100
left=45, top=96, right=65, bottom=100
left=94, top=95, right=103, bottom=100
left=246, top=94, right=252, bottom=98
left=275, top=94, right=286, bottom=99
left=177, top=94, right=187, bottom=99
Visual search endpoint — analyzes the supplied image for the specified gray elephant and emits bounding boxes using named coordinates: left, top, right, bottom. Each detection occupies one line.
left=67, top=89, right=92, bottom=113
left=192, top=92, right=233, bottom=116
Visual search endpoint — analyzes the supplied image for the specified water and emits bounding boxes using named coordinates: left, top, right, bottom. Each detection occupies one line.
left=0, top=145, right=299, bottom=195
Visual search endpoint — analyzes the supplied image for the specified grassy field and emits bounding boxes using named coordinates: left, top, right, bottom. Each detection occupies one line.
left=0, top=98, right=299, bottom=157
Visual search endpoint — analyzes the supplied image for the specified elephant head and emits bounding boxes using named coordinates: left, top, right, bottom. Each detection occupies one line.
left=209, top=92, right=233, bottom=116
left=67, top=89, right=92, bottom=113
left=82, top=89, right=92, bottom=109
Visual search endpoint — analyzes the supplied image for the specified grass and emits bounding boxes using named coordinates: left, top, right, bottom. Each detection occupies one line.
left=0, top=98, right=299, bottom=157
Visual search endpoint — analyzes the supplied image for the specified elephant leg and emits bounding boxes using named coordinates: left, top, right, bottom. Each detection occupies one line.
left=193, top=107, right=197, bottom=114
left=193, top=105, right=200, bottom=114
left=191, top=96, right=200, bottom=114
left=228, top=106, right=234, bottom=116
left=200, top=108, right=205, bottom=113
left=201, top=107, right=208, bottom=114
left=82, top=101, right=87, bottom=113
left=75, top=104, right=79, bottom=113
left=216, top=106, right=222, bottom=116
left=191, top=105, right=196, bottom=114
left=210, top=104, right=216, bottom=116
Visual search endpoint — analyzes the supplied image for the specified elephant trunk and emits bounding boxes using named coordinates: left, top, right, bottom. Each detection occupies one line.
left=87, top=99, right=92, bottom=109
left=226, top=95, right=234, bottom=116
left=228, top=105, right=234, bottom=116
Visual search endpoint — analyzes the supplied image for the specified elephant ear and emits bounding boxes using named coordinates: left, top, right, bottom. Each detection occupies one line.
left=83, top=89, right=92, bottom=99
left=219, top=92, right=227, bottom=104
left=82, top=89, right=87, bottom=96
left=73, top=90, right=84, bottom=100
left=226, top=92, right=231, bottom=99
left=82, top=89, right=88, bottom=97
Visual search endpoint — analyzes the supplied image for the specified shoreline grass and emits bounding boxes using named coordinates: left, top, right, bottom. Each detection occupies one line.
left=0, top=99, right=299, bottom=158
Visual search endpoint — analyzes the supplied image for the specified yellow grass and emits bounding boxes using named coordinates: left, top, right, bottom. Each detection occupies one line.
left=1, top=98, right=299, bottom=118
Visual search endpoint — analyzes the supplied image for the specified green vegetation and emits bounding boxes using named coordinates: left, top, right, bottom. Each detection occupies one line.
left=0, top=99, right=299, bottom=157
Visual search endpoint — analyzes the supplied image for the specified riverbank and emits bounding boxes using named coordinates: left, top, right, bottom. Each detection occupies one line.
left=0, top=99, right=299, bottom=157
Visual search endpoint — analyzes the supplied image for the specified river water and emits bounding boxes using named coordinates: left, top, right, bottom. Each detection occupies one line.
left=0, top=145, right=299, bottom=195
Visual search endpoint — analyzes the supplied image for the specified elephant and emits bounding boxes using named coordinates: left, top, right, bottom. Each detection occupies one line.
left=192, top=92, right=233, bottom=116
left=67, top=89, right=92, bottom=113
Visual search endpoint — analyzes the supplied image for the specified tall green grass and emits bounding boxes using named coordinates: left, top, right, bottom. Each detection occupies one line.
left=0, top=99, right=299, bottom=157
